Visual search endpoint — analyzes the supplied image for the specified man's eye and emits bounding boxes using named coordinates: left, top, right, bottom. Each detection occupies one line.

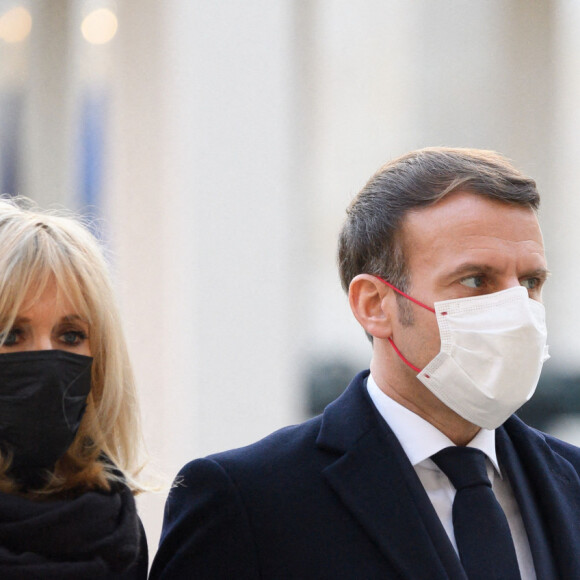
left=460, top=276, right=484, bottom=288
left=520, top=278, right=539, bottom=290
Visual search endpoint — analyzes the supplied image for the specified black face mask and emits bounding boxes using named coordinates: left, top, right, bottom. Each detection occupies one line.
left=0, top=350, right=92, bottom=480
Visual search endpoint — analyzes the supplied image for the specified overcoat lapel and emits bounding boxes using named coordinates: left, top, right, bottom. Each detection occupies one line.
left=496, top=425, right=557, bottom=579
left=500, top=416, right=580, bottom=578
left=317, top=371, right=466, bottom=580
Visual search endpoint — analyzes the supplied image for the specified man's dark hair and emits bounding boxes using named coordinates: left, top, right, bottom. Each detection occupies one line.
left=338, top=147, right=540, bottom=300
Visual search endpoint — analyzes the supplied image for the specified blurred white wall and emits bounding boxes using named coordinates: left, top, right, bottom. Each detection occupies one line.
left=2, top=0, right=580, bottom=557
left=107, top=0, right=305, bottom=549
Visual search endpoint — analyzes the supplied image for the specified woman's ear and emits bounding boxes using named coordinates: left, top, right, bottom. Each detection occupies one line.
left=348, top=274, right=393, bottom=340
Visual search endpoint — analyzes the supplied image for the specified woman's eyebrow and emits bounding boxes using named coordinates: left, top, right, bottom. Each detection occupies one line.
left=8, top=316, right=30, bottom=323
left=61, top=314, right=88, bottom=323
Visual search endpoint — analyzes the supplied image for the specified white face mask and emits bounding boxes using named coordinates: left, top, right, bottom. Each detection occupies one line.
left=376, top=279, right=549, bottom=430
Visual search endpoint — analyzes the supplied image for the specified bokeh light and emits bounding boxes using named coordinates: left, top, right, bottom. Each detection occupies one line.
left=0, top=6, right=32, bottom=43
left=81, top=8, right=117, bottom=45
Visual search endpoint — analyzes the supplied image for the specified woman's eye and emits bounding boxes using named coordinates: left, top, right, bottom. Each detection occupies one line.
left=60, top=330, right=87, bottom=346
left=460, top=276, right=484, bottom=289
left=1, top=328, right=22, bottom=347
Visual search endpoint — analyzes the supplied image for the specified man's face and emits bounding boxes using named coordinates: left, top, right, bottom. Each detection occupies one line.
left=390, top=190, right=548, bottom=372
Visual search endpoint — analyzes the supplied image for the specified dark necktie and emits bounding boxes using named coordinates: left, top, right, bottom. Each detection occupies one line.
left=431, top=446, right=521, bottom=580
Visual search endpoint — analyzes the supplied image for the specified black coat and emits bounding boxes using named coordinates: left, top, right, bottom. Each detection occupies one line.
left=150, top=370, right=580, bottom=579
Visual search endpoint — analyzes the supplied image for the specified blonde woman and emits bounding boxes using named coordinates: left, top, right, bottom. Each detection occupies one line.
left=0, top=197, right=147, bottom=578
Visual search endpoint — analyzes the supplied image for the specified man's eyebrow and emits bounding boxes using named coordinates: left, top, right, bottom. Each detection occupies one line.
left=522, top=267, right=551, bottom=280
left=446, top=263, right=499, bottom=278
left=446, top=264, right=551, bottom=279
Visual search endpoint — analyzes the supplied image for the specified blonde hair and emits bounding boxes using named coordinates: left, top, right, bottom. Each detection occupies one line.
left=0, top=197, right=146, bottom=496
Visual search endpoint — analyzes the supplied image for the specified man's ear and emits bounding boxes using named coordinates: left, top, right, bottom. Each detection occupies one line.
left=349, top=274, right=393, bottom=339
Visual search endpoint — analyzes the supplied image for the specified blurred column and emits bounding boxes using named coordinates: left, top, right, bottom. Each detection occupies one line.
left=21, top=0, right=75, bottom=206
left=108, top=0, right=303, bottom=549
left=0, top=2, right=32, bottom=195
left=72, top=0, right=119, bottom=215
left=542, top=1, right=580, bottom=370
left=297, top=0, right=424, bottom=376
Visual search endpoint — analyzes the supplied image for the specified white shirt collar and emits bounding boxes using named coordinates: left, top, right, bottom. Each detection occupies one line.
left=366, top=373, right=501, bottom=475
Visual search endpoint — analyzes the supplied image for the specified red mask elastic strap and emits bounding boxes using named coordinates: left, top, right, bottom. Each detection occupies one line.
left=375, top=275, right=435, bottom=313
left=388, top=337, right=421, bottom=373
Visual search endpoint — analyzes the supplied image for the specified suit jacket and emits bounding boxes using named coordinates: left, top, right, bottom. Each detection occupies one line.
left=149, top=370, right=580, bottom=579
